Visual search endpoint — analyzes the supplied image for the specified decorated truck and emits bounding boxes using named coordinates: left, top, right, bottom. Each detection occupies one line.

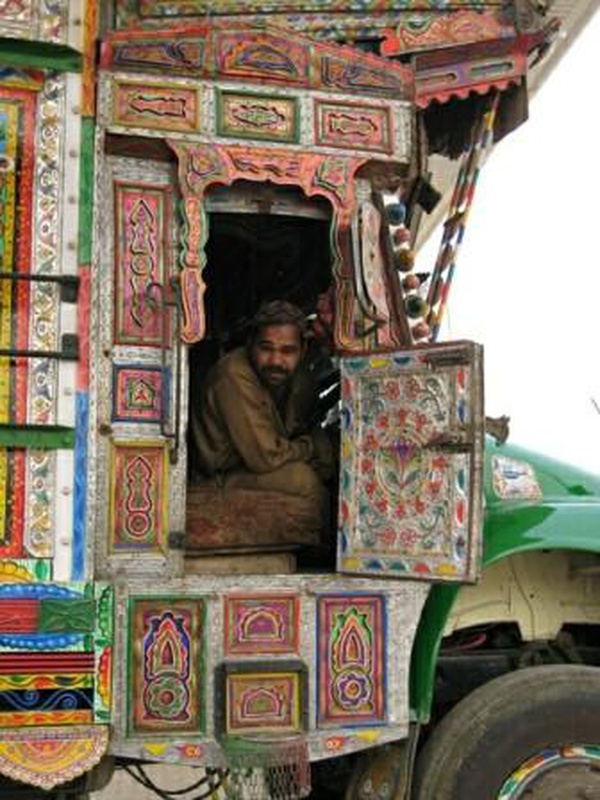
left=0, top=2, right=599, bottom=799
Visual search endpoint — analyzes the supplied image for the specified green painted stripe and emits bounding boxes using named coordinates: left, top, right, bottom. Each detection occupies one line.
left=0, top=425, right=75, bottom=449
left=0, top=38, right=82, bottom=73
left=78, top=117, right=96, bottom=266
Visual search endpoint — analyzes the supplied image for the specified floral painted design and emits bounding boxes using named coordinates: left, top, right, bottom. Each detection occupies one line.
left=338, top=345, right=483, bottom=582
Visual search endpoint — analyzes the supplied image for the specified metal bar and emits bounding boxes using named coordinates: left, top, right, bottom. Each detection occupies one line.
left=171, top=278, right=182, bottom=466
left=0, top=334, right=79, bottom=361
left=143, top=280, right=181, bottom=464
left=0, top=425, right=75, bottom=449
left=0, top=349, right=73, bottom=359
left=0, top=272, right=73, bottom=283
left=0, top=272, right=79, bottom=302
left=0, top=38, right=82, bottom=72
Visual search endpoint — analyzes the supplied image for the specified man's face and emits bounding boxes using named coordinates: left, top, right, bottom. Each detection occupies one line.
left=250, top=323, right=303, bottom=388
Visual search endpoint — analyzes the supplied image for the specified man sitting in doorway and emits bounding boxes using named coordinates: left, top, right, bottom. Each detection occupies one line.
left=191, top=300, right=334, bottom=545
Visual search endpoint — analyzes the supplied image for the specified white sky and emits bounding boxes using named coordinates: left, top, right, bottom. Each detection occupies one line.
left=425, top=9, right=600, bottom=474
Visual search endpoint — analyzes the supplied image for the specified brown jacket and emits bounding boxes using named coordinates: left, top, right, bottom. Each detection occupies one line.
left=192, top=347, right=318, bottom=476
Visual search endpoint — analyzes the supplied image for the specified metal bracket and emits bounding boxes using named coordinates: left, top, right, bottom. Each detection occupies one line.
left=144, top=279, right=182, bottom=465
left=422, top=349, right=472, bottom=368
left=168, top=531, right=185, bottom=550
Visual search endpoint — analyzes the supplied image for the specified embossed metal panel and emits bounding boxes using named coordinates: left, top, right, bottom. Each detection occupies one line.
left=338, top=342, right=484, bottom=582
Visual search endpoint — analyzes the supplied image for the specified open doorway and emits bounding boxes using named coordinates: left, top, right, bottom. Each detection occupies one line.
left=185, top=181, right=338, bottom=570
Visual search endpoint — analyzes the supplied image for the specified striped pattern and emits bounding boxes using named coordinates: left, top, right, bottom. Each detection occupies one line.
left=427, top=90, right=500, bottom=340
left=0, top=653, right=94, bottom=674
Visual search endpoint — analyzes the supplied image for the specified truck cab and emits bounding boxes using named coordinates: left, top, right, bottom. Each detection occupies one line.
left=0, top=3, right=598, bottom=799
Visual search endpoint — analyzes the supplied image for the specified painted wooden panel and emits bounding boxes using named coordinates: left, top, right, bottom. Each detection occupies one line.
left=224, top=594, right=300, bottom=656
left=338, top=343, right=484, bottom=582
left=315, top=100, right=393, bottom=153
left=109, top=442, right=168, bottom=553
left=112, top=365, right=168, bottom=424
left=111, top=37, right=205, bottom=75
left=219, top=662, right=306, bottom=736
left=0, top=724, right=108, bottom=791
left=216, top=31, right=310, bottom=85
left=104, top=25, right=413, bottom=102
left=113, top=81, right=201, bottom=133
left=130, top=598, right=204, bottom=734
left=217, top=90, right=299, bottom=143
left=113, top=182, right=172, bottom=346
left=0, top=582, right=113, bottom=728
left=318, top=54, right=411, bottom=99
left=317, top=594, right=386, bottom=727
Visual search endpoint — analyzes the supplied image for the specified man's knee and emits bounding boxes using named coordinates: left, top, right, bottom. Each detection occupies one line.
left=277, top=462, right=325, bottom=500
left=224, top=461, right=325, bottom=501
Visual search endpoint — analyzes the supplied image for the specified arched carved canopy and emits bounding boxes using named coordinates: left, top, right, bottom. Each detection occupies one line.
left=169, top=141, right=378, bottom=349
left=101, top=22, right=415, bottom=351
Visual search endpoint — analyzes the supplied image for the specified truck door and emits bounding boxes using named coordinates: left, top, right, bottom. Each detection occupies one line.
left=337, top=342, right=484, bottom=583
left=92, top=151, right=186, bottom=577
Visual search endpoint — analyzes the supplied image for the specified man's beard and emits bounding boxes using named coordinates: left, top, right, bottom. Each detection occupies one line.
left=258, top=366, right=290, bottom=386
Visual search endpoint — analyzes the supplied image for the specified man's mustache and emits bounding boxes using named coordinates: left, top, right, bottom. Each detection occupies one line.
left=262, top=366, right=289, bottom=376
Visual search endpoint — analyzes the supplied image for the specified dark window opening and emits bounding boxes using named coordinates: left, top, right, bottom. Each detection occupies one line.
left=185, top=184, right=339, bottom=572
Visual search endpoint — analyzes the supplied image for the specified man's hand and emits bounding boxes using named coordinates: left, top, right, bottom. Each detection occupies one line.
left=309, top=428, right=335, bottom=482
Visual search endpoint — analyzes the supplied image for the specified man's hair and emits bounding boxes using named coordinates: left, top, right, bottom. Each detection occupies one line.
left=249, top=300, right=308, bottom=342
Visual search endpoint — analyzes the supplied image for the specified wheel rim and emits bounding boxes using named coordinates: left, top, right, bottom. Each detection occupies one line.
left=498, top=745, right=600, bottom=798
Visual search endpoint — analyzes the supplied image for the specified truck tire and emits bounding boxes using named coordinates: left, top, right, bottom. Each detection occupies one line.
left=413, top=664, right=600, bottom=800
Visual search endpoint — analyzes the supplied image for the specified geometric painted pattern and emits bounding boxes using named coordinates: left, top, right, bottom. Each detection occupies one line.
left=224, top=594, right=300, bottom=656
left=130, top=598, right=204, bottom=734
left=113, top=365, right=168, bottom=424
left=216, top=31, right=310, bottom=86
left=217, top=91, right=299, bottom=143
left=109, top=441, right=168, bottom=553
left=0, top=582, right=114, bottom=728
left=114, top=182, right=172, bottom=346
left=221, top=662, right=305, bottom=736
left=315, top=100, right=393, bottom=153
left=317, top=595, right=386, bottom=727
left=105, top=22, right=413, bottom=103
left=0, top=724, right=109, bottom=791
left=113, top=81, right=200, bottom=133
